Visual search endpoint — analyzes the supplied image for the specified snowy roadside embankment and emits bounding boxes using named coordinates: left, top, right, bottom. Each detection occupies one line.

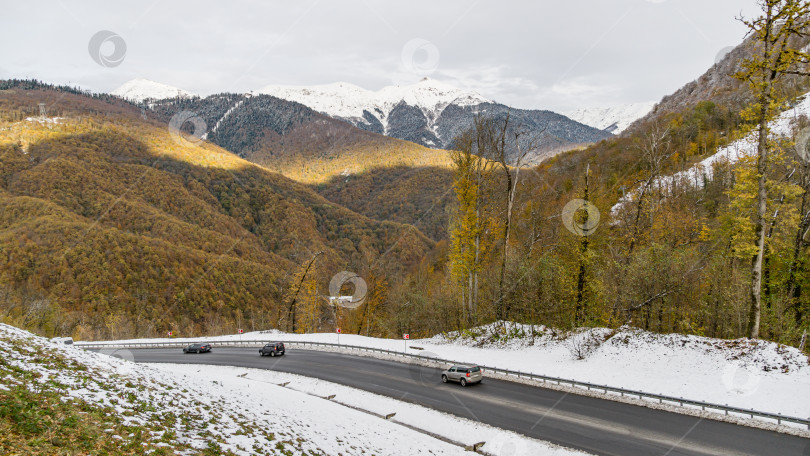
left=102, top=323, right=810, bottom=421
left=159, top=363, right=591, bottom=456
left=422, top=324, right=810, bottom=420
left=1, top=323, right=589, bottom=456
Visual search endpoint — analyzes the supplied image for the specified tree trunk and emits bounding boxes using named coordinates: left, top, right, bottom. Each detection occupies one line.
left=574, top=165, right=591, bottom=325
left=286, top=251, right=323, bottom=333
left=498, top=165, right=520, bottom=320
left=748, top=94, right=771, bottom=340
left=787, top=200, right=810, bottom=324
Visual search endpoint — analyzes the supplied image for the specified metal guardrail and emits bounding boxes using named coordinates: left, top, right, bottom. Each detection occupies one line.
left=76, top=339, right=810, bottom=429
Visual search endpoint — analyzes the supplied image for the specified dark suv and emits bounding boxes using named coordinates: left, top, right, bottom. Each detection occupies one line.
left=183, top=343, right=212, bottom=354
left=259, top=342, right=285, bottom=357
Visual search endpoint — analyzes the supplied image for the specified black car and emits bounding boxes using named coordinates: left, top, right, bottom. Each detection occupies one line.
left=259, top=342, right=285, bottom=357
left=183, top=343, right=212, bottom=354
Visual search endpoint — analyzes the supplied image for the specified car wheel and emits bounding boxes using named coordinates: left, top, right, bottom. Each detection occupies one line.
left=270, top=351, right=276, bottom=357
left=460, top=378, right=467, bottom=387
left=441, top=375, right=448, bottom=383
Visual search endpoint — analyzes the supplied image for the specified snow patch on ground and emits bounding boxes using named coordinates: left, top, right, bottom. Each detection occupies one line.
left=24, top=116, right=65, bottom=124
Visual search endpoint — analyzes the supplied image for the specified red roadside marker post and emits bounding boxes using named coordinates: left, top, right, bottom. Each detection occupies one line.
left=167, top=331, right=173, bottom=338
left=336, top=327, right=341, bottom=345
left=238, top=328, right=243, bottom=344
left=403, top=333, right=409, bottom=352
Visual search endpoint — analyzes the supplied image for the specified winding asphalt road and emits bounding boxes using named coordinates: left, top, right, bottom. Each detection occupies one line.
left=122, top=347, right=809, bottom=456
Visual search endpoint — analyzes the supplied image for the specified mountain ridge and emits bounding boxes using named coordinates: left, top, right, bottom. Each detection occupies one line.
left=0, top=82, right=435, bottom=339
left=111, top=77, right=612, bottom=162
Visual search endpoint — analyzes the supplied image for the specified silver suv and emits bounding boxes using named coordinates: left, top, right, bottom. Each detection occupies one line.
left=441, top=365, right=483, bottom=386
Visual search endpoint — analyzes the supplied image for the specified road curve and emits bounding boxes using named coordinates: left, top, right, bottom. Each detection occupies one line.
left=123, top=348, right=809, bottom=456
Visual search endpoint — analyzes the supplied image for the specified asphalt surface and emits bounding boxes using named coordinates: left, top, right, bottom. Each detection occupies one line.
left=121, top=347, right=809, bottom=456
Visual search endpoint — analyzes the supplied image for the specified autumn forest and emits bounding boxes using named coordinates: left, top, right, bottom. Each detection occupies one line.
left=1, top=5, right=810, bottom=351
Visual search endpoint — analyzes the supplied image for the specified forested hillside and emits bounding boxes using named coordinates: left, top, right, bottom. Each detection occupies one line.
left=147, top=93, right=457, bottom=241
left=148, top=93, right=454, bottom=183
left=0, top=82, right=433, bottom=340
left=406, top=11, right=810, bottom=347
left=314, top=166, right=454, bottom=241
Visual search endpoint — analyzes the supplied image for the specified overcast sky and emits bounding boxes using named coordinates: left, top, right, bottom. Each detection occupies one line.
left=2, top=0, right=759, bottom=112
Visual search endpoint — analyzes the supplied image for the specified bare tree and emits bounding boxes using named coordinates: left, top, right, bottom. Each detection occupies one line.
left=285, top=251, right=323, bottom=332
left=627, top=120, right=673, bottom=258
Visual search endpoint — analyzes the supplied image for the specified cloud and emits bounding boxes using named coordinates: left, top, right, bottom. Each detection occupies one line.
left=1, top=0, right=759, bottom=112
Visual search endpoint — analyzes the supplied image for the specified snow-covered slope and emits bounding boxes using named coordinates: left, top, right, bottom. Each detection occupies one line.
left=565, top=102, right=656, bottom=134
left=111, top=78, right=194, bottom=103
left=258, top=77, right=490, bottom=132
left=611, top=93, right=810, bottom=215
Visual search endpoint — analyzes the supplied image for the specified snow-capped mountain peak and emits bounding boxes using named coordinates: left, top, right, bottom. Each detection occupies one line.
left=111, top=78, right=194, bottom=103
left=565, top=102, right=656, bottom=135
left=257, top=78, right=491, bottom=129
left=255, top=78, right=609, bottom=157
